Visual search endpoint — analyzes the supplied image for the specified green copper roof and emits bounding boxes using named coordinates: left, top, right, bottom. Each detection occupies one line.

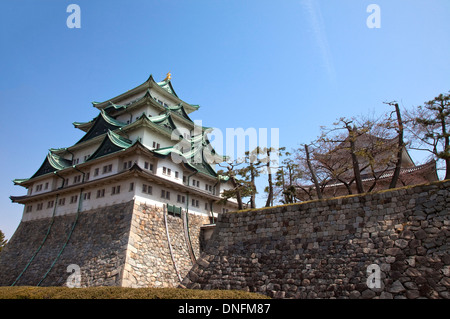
left=152, top=134, right=220, bottom=178
left=131, top=112, right=183, bottom=139
left=73, top=119, right=95, bottom=132
left=167, top=104, right=193, bottom=123
left=157, top=79, right=178, bottom=98
left=152, top=146, right=199, bottom=173
left=29, top=152, right=72, bottom=179
left=87, top=130, right=133, bottom=161
left=75, top=110, right=126, bottom=145
left=13, top=178, right=29, bottom=185
left=104, top=101, right=127, bottom=111
left=91, top=74, right=200, bottom=115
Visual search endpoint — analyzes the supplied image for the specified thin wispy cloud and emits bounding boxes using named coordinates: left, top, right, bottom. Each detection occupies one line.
left=302, top=0, right=337, bottom=84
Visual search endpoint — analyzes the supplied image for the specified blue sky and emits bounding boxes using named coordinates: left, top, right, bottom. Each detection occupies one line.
left=1, top=0, right=449, bottom=239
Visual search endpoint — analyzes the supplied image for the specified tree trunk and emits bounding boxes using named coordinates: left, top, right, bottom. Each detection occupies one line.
left=389, top=103, right=404, bottom=189
left=265, top=149, right=273, bottom=207
left=230, top=175, right=243, bottom=210
left=440, top=101, right=450, bottom=180
left=348, top=126, right=365, bottom=194
left=304, top=144, right=323, bottom=199
left=250, top=165, right=256, bottom=209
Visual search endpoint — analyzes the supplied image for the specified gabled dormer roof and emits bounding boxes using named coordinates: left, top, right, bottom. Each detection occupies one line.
left=75, top=110, right=126, bottom=145
left=167, top=104, right=193, bottom=123
left=124, top=111, right=183, bottom=140
left=146, top=112, right=178, bottom=132
left=156, top=78, right=178, bottom=98
left=152, top=131, right=224, bottom=179
left=86, top=130, right=133, bottom=161
left=72, top=119, right=95, bottom=132
left=29, top=151, right=72, bottom=179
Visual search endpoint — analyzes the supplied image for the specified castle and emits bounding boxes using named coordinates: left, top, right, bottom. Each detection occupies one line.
left=0, top=73, right=237, bottom=287
left=1, top=73, right=448, bottom=299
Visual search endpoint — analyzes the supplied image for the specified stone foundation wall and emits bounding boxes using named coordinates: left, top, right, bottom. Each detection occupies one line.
left=0, top=200, right=210, bottom=288
left=122, top=202, right=210, bottom=287
left=183, top=181, right=450, bottom=299
left=0, top=201, right=134, bottom=287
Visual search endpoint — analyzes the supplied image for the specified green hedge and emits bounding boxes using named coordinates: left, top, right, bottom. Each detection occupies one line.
left=0, top=286, right=270, bottom=299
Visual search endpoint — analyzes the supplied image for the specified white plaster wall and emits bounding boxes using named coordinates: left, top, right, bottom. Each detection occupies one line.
left=72, top=143, right=102, bottom=164
left=127, top=126, right=176, bottom=151
left=155, top=158, right=184, bottom=185
left=114, top=91, right=144, bottom=108
left=149, top=89, right=176, bottom=108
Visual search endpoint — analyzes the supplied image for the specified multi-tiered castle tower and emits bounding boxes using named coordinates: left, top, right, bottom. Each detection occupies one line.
left=0, top=73, right=237, bottom=287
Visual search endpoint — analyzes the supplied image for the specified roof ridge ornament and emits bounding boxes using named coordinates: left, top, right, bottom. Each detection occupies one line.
left=163, top=72, right=172, bottom=82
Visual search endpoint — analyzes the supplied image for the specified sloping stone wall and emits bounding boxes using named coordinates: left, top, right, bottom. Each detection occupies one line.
left=122, top=202, right=210, bottom=288
left=182, top=181, right=450, bottom=299
left=0, top=200, right=209, bottom=288
left=0, top=201, right=134, bottom=287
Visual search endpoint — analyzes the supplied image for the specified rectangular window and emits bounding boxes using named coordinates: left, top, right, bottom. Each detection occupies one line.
left=94, top=168, right=99, bottom=176
left=102, top=164, right=112, bottom=174
left=163, top=167, right=167, bottom=174
left=45, top=182, right=49, bottom=190
left=205, top=202, right=208, bottom=210
left=161, top=189, right=170, bottom=199
left=144, top=162, right=149, bottom=169
left=175, top=171, right=179, bottom=179
left=84, top=192, right=91, bottom=200
left=177, top=194, right=186, bottom=203
left=123, top=161, right=132, bottom=170
left=58, top=198, right=66, bottom=206
left=26, top=205, right=33, bottom=213
left=142, top=184, right=152, bottom=194
left=129, top=182, right=134, bottom=192
left=47, top=200, right=54, bottom=209
left=112, top=185, right=121, bottom=195
left=86, top=172, right=90, bottom=181
left=70, top=195, right=78, bottom=204
left=96, top=189, right=105, bottom=198
left=103, top=164, right=112, bottom=174
left=36, top=203, right=43, bottom=211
